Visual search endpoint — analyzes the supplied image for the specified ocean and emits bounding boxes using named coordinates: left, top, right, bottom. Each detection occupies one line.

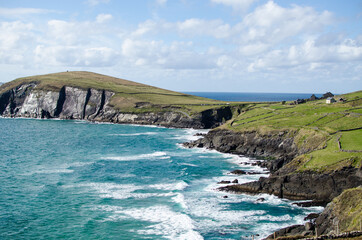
left=183, top=92, right=323, bottom=102
left=0, top=118, right=322, bottom=239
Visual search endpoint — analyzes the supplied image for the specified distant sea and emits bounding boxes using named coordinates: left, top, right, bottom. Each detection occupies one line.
left=184, top=92, right=324, bottom=102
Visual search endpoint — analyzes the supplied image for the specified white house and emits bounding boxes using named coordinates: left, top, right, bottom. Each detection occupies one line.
left=326, top=97, right=336, bottom=104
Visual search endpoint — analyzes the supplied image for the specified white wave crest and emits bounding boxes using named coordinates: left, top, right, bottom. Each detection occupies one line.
left=101, top=151, right=168, bottom=161
left=109, top=132, right=157, bottom=136
left=149, top=181, right=189, bottom=191
left=123, top=205, right=203, bottom=240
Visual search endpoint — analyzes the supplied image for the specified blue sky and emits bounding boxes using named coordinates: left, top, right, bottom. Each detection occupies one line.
left=0, top=0, right=361, bottom=93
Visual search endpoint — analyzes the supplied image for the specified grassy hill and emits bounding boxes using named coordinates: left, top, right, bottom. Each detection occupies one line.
left=0, top=71, right=231, bottom=114
left=219, top=91, right=362, bottom=172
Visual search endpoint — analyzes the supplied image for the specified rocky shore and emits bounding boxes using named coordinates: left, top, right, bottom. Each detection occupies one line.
left=0, top=83, right=233, bottom=129
left=184, top=129, right=362, bottom=238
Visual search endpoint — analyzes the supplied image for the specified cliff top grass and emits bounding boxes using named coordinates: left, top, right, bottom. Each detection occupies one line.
left=220, top=90, right=362, bottom=172
left=0, top=71, right=234, bottom=113
left=224, top=91, right=362, bottom=133
left=329, top=187, right=362, bottom=232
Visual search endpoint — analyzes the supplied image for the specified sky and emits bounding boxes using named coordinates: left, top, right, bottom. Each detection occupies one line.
left=0, top=0, right=361, bottom=93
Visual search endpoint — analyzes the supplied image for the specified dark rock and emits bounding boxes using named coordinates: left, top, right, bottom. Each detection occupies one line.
left=294, top=99, right=306, bottom=104
left=265, top=225, right=305, bottom=239
left=223, top=195, right=228, bottom=198
left=217, top=180, right=231, bottom=184
left=194, top=133, right=206, bottom=136
left=322, top=92, right=334, bottom=99
left=305, top=222, right=314, bottom=231
left=232, top=179, right=238, bottom=183
left=304, top=213, right=320, bottom=221
left=256, top=198, right=265, bottom=202
left=184, top=129, right=305, bottom=173
left=230, top=170, right=247, bottom=175
left=293, top=201, right=327, bottom=207
left=230, top=169, right=263, bottom=175
left=220, top=167, right=362, bottom=204
left=246, top=171, right=264, bottom=175
left=309, top=94, right=318, bottom=101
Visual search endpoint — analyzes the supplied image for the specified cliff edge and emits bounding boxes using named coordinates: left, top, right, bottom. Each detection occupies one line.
left=0, top=71, right=239, bottom=128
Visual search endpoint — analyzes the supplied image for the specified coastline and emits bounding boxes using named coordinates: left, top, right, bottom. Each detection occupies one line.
left=183, top=128, right=362, bottom=238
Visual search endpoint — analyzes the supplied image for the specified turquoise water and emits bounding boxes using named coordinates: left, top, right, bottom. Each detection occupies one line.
left=0, top=118, right=322, bottom=239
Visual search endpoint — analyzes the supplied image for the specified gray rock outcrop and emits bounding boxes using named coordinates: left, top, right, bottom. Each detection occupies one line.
left=0, top=83, right=234, bottom=129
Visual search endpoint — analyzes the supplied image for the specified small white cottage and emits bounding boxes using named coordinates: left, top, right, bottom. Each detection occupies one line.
left=326, top=97, right=336, bottom=104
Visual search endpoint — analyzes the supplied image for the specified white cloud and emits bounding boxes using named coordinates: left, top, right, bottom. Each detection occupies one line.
left=85, top=0, right=110, bottom=7
left=121, top=38, right=216, bottom=69
left=156, top=0, right=167, bottom=6
left=247, top=39, right=362, bottom=72
left=0, top=21, right=35, bottom=64
left=235, top=1, right=334, bottom=45
left=96, top=14, right=113, bottom=23
left=34, top=45, right=118, bottom=67
left=211, top=0, right=255, bottom=12
left=0, top=8, right=53, bottom=17
left=131, top=18, right=230, bottom=39
left=177, top=18, right=230, bottom=38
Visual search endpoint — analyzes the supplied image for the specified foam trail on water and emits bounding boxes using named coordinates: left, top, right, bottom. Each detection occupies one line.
left=109, top=132, right=157, bottom=136
left=149, top=181, right=189, bottom=191
left=101, top=151, right=168, bottom=161
left=122, top=205, right=203, bottom=240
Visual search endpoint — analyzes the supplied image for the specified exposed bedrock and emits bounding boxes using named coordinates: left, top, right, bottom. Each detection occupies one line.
left=220, top=167, right=362, bottom=204
left=184, top=129, right=362, bottom=203
left=0, top=84, right=233, bottom=129
left=183, top=129, right=303, bottom=172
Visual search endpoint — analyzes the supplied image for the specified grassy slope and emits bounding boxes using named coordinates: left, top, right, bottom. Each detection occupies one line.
left=0, top=71, right=235, bottom=114
left=330, top=187, right=362, bottom=232
left=220, top=91, right=362, bottom=172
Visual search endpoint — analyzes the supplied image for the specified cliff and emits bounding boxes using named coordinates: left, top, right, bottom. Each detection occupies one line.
left=184, top=128, right=362, bottom=203
left=0, top=72, right=237, bottom=128
left=265, top=187, right=362, bottom=239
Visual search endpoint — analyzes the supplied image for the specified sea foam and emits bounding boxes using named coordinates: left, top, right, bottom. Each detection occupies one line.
left=101, top=151, right=168, bottom=161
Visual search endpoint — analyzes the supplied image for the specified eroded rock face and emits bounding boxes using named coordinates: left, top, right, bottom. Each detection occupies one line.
left=184, top=129, right=301, bottom=171
left=221, top=167, right=362, bottom=203
left=19, top=90, right=60, bottom=118
left=0, top=83, right=233, bottom=128
left=185, top=129, right=362, bottom=203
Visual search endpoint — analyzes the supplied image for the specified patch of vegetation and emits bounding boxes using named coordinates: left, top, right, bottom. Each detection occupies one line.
left=220, top=91, right=362, bottom=172
left=298, top=133, right=361, bottom=172
left=340, top=129, right=362, bottom=151
left=331, top=187, right=362, bottom=232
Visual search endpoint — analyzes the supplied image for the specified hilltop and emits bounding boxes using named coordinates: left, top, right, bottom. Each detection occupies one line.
left=0, top=71, right=223, bottom=112
left=0, top=71, right=239, bottom=128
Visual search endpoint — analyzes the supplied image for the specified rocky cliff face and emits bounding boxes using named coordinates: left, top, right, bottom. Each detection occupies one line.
left=265, top=187, right=362, bottom=239
left=0, top=83, right=233, bottom=129
left=184, top=129, right=362, bottom=203
left=220, top=167, right=362, bottom=203
left=183, top=129, right=304, bottom=172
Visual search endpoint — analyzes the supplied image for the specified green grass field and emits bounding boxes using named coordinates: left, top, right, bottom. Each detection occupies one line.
left=221, top=90, right=362, bottom=172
